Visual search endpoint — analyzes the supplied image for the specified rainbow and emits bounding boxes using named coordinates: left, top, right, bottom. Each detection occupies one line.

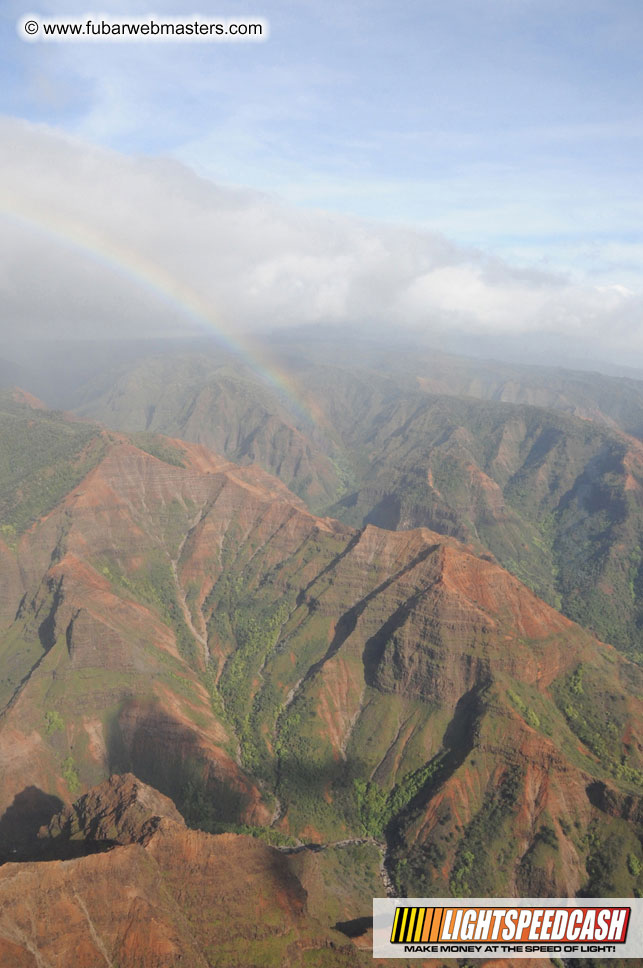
left=1, top=199, right=328, bottom=430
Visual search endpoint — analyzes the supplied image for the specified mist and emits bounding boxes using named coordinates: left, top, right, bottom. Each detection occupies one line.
left=2, top=117, right=642, bottom=369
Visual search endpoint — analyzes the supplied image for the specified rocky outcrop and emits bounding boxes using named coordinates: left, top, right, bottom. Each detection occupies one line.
left=0, top=775, right=364, bottom=968
left=41, top=772, right=185, bottom=849
left=1, top=408, right=643, bottom=905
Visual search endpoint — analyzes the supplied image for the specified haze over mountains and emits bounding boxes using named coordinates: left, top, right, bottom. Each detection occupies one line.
left=1, top=334, right=643, bottom=964
left=4, top=0, right=643, bottom=963
left=8, top=332, right=643, bottom=655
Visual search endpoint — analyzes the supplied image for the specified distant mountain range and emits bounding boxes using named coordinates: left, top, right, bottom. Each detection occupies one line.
left=20, top=334, right=643, bottom=658
left=1, top=336, right=643, bottom=965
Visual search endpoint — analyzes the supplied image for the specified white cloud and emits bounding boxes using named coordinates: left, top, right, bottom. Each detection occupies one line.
left=0, top=116, right=642, bottom=364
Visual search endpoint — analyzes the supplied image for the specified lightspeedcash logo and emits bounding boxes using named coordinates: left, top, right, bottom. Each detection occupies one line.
left=373, top=898, right=641, bottom=959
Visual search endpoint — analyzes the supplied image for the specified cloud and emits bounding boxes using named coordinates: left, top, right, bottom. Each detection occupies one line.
left=0, top=116, right=642, bottom=363
left=5, top=0, right=643, bottom=293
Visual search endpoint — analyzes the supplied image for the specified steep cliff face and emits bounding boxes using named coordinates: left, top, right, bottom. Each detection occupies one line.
left=0, top=775, right=369, bottom=968
left=328, top=393, right=643, bottom=659
left=0, top=537, right=22, bottom=633
left=1, top=400, right=643, bottom=906
left=2, top=773, right=562, bottom=967
left=57, top=345, right=643, bottom=659
left=72, top=353, right=344, bottom=510
left=41, top=772, right=185, bottom=850
left=234, top=520, right=643, bottom=897
left=0, top=432, right=328, bottom=846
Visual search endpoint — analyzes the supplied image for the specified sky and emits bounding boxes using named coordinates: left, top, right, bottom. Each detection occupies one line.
left=1, top=0, right=643, bottom=363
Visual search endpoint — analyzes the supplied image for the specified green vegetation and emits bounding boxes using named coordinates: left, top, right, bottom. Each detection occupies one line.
left=326, top=450, right=358, bottom=506
left=354, top=756, right=445, bottom=838
left=173, top=758, right=249, bottom=830
left=583, top=824, right=629, bottom=896
left=553, top=664, right=643, bottom=788
left=506, top=688, right=541, bottom=730
left=0, top=394, right=104, bottom=534
left=129, top=431, right=186, bottom=467
left=326, top=391, right=643, bottom=659
left=579, top=819, right=643, bottom=896
left=517, top=819, right=562, bottom=892
left=5, top=371, right=643, bottom=912
left=62, top=345, right=643, bottom=666
left=217, top=598, right=290, bottom=775
left=61, top=754, right=80, bottom=794
left=289, top=841, right=383, bottom=936
left=273, top=691, right=348, bottom=837
left=353, top=779, right=387, bottom=836
left=448, top=765, right=523, bottom=897
left=44, top=710, right=64, bottom=734
left=99, top=551, right=200, bottom=666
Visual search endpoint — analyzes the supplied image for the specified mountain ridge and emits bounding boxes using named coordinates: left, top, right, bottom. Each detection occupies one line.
left=2, top=383, right=643, bottom=966
left=0, top=398, right=641, bottom=907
